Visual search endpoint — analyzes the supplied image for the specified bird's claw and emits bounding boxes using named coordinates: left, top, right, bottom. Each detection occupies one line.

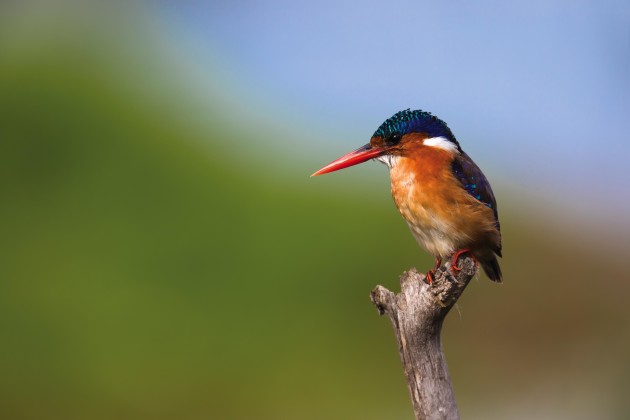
left=451, top=249, right=478, bottom=272
left=424, top=257, right=442, bottom=285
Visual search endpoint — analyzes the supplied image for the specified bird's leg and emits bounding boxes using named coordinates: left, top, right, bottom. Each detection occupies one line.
left=425, top=257, right=442, bottom=285
left=451, top=249, right=478, bottom=272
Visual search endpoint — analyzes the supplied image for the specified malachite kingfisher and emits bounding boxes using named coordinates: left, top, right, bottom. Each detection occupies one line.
left=312, top=109, right=502, bottom=283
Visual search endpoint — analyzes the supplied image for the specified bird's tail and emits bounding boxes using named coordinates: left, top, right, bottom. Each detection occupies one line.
left=481, top=256, right=502, bottom=283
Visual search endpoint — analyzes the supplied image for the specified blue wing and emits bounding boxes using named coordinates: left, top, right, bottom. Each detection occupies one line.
left=451, top=152, right=500, bottom=232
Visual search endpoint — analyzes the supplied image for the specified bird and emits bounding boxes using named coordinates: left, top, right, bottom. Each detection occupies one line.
left=312, top=109, right=502, bottom=283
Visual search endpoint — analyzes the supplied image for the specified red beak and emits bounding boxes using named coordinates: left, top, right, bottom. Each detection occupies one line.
left=311, top=144, right=386, bottom=177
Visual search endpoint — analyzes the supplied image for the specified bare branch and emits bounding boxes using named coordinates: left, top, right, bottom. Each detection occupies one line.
left=370, top=256, right=477, bottom=420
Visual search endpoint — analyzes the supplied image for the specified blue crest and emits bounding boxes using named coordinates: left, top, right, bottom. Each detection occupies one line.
left=373, top=109, right=459, bottom=148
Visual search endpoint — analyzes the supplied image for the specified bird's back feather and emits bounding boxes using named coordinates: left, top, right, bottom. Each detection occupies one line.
left=451, top=152, right=502, bottom=255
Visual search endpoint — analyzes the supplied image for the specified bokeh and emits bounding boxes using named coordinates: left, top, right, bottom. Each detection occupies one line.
left=1, top=1, right=629, bottom=419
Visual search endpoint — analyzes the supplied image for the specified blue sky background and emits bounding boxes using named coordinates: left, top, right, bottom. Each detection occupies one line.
left=155, top=0, right=630, bottom=230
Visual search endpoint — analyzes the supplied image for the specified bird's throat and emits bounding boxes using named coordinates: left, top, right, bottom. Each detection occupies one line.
left=375, top=154, right=399, bottom=169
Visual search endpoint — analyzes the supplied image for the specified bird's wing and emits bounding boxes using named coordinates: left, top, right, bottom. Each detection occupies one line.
left=451, top=152, right=500, bottom=231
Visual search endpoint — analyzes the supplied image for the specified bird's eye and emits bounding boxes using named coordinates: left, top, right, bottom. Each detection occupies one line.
left=387, top=133, right=402, bottom=145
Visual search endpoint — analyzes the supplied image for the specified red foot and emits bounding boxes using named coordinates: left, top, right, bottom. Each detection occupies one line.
left=451, top=249, right=478, bottom=272
left=424, top=257, right=442, bottom=285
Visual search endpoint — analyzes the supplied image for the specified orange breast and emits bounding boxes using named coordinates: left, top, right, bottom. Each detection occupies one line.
left=389, top=146, right=497, bottom=259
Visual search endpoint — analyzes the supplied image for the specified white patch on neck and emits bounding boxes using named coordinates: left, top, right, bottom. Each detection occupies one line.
left=423, top=136, right=459, bottom=154
left=375, top=154, right=399, bottom=168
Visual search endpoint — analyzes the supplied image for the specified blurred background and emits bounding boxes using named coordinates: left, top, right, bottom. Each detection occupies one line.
left=1, top=1, right=629, bottom=419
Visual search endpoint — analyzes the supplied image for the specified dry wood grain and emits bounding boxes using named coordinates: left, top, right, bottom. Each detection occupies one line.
left=370, top=256, right=477, bottom=420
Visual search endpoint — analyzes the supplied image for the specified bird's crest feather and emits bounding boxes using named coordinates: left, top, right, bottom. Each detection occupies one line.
left=373, top=109, right=460, bottom=150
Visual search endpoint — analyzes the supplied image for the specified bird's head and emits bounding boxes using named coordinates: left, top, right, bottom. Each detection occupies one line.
left=312, top=109, right=461, bottom=176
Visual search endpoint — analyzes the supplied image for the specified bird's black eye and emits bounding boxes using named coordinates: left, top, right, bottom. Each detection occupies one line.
left=387, top=133, right=402, bottom=145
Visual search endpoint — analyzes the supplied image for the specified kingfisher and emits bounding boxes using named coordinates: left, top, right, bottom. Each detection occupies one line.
left=312, top=109, right=502, bottom=283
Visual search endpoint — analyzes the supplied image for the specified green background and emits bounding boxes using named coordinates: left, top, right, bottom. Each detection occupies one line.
left=1, top=2, right=629, bottom=419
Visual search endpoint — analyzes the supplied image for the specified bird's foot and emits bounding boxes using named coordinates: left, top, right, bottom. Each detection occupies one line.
left=451, top=249, right=478, bottom=272
left=424, top=257, right=442, bottom=285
